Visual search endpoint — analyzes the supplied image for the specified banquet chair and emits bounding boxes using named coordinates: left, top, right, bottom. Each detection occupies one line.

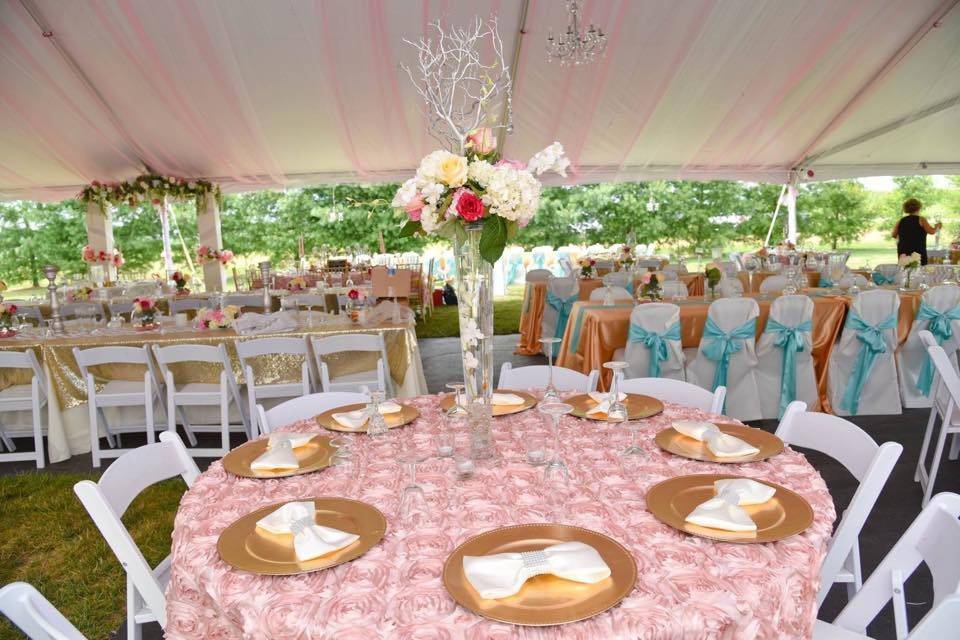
left=658, top=268, right=679, bottom=281
left=840, top=273, right=870, bottom=289
left=541, top=276, right=579, bottom=358
left=873, top=263, right=899, bottom=286
left=828, top=289, right=901, bottom=416
left=661, top=280, right=688, bottom=299
left=236, top=337, right=312, bottom=435
left=285, top=294, right=329, bottom=313
left=897, top=285, right=960, bottom=408
left=60, top=301, right=105, bottom=321
left=169, top=298, right=212, bottom=316
left=588, top=285, right=632, bottom=303
left=756, top=295, right=818, bottom=419
left=620, top=378, right=724, bottom=414
left=813, top=492, right=960, bottom=639
left=0, top=582, right=85, bottom=640
left=73, top=345, right=165, bottom=468
left=498, top=363, right=598, bottom=393
left=915, top=342, right=960, bottom=507
left=152, top=344, right=249, bottom=458
left=687, top=297, right=762, bottom=421
left=0, top=349, right=47, bottom=468
left=107, top=300, right=134, bottom=319
left=13, top=305, right=43, bottom=326
left=777, top=402, right=902, bottom=606
left=718, top=277, right=744, bottom=297
left=255, top=391, right=369, bottom=435
left=602, top=271, right=632, bottom=289
left=310, top=334, right=391, bottom=396
left=665, top=263, right=688, bottom=274
left=614, top=303, right=685, bottom=381
left=524, top=269, right=552, bottom=284
left=717, top=260, right=738, bottom=277
left=74, top=432, right=199, bottom=639
left=223, top=294, right=267, bottom=312
left=759, top=275, right=789, bottom=294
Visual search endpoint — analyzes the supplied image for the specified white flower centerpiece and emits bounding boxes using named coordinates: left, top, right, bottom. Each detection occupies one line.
left=394, top=16, right=569, bottom=459
left=898, top=252, right=921, bottom=289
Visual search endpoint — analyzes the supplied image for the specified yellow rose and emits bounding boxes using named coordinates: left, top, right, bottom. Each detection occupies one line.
left=437, top=154, right=468, bottom=187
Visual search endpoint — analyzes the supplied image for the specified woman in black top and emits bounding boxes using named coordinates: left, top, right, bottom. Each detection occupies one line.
left=892, top=198, right=940, bottom=265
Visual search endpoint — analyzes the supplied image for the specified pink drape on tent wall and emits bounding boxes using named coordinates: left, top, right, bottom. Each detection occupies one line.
left=1, top=0, right=957, bottom=201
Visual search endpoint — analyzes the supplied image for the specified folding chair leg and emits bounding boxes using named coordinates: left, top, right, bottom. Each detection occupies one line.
left=923, top=425, right=949, bottom=507
left=0, top=424, right=16, bottom=452
left=949, top=432, right=960, bottom=460
left=176, top=406, right=198, bottom=446
left=126, top=577, right=141, bottom=640
left=97, top=407, right=117, bottom=448
left=845, top=543, right=863, bottom=602
left=916, top=408, right=938, bottom=482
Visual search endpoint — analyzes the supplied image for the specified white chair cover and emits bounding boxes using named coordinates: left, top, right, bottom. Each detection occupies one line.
left=718, top=277, right=744, bottom=297
left=873, top=263, right=899, bottom=286
left=759, top=275, right=789, bottom=294
left=540, top=276, right=579, bottom=355
left=756, top=295, right=817, bottom=418
left=588, top=285, right=632, bottom=302
left=658, top=269, right=679, bottom=281
left=897, top=285, right=960, bottom=408
left=665, top=263, right=688, bottom=274
left=602, top=272, right=632, bottom=288
left=828, top=289, right=901, bottom=416
left=662, top=280, right=688, bottom=299
left=717, top=260, right=738, bottom=277
left=688, top=298, right=762, bottom=421
left=525, top=268, right=552, bottom=283
left=623, top=303, right=684, bottom=381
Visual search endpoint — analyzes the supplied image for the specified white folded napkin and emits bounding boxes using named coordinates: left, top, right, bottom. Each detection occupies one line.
left=331, top=401, right=402, bottom=429
left=250, top=439, right=299, bottom=471
left=671, top=420, right=760, bottom=458
left=491, top=393, right=525, bottom=406
left=256, top=501, right=360, bottom=561
left=684, top=479, right=776, bottom=532
left=585, top=391, right=628, bottom=416
left=267, top=433, right=316, bottom=449
left=234, top=311, right=298, bottom=335
left=463, top=541, right=611, bottom=599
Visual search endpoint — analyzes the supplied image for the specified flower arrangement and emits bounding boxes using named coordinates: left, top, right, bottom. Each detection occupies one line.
left=171, top=271, right=190, bottom=294
left=619, top=245, right=635, bottom=267
left=392, top=129, right=569, bottom=264
left=0, top=302, right=18, bottom=332
left=197, top=305, right=239, bottom=330
left=81, top=245, right=124, bottom=268
left=67, top=286, right=93, bottom=302
left=196, top=246, right=234, bottom=265
left=79, top=174, right=221, bottom=210
left=899, top=252, right=921, bottom=288
left=640, top=273, right=661, bottom=301
left=286, top=277, right=308, bottom=292
left=347, top=289, right=360, bottom=301
left=705, top=262, right=723, bottom=297
left=578, top=257, right=596, bottom=279
left=132, top=297, right=157, bottom=328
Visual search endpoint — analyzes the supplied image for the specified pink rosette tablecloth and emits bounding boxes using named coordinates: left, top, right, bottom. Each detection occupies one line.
left=166, top=394, right=835, bottom=639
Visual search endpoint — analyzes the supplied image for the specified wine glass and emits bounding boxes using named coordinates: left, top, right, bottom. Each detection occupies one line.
left=539, top=337, right=562, bottom=401
left=744, top=256, right=759, bottom=293
left=538, top=402, right=573, bottom=480
left=621, top=418, right=644, bottom=460
left=396, top=432, right=431, bottom=526
left=444, top=382, right=467, bottom=416
left=603, top=361, right=629, bottom=423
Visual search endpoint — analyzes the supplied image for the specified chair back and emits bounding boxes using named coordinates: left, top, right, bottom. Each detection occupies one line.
left=223, top=294, right=266, bottom=311
left=60, top=302, right=104, bottom=320
left=170, top=298, right=211, bottom=314
left=620, top=377, right=725, bottom=413
left=0, top=348, right=45, bottom=395
left=257, top=392, right=370, bottom=434
left=623, top=304, right=683, bottom=379
left=0, top=582, right=86, bottom=640
left=106, top=301, right=133, bottom=318
left=524, top=269, right=552, bottom=283
left=285, top=294, right=328, bottom=311
left=72, top=432, right=199, bottom=629
left=602, top=272, right=631, bottom=288
left=497, top=363, right=598, bottom=392
left=588, top=285, right=632, bottom=302
left=661, top=280, right=688, bottom=299
left=832, top=493, right=960, bottom=639
left=236, top=336, right=309, bottom=360
left=759, top=275, right=789, bottom=294
left=904, top=593, right=960, bottom=640
left=776, top=401, right=902, bottom=606
left=718, top=277, right=744, bottom=297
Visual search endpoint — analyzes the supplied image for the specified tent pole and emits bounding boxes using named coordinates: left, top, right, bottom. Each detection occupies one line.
left=160, top=196, right=174, bottom=279
left=764, top=184, right=787, bottom=247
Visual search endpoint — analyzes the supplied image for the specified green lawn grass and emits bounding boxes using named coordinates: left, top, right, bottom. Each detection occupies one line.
left=416, top=284, right=526, bottom=339
left=0, top=473, right=184, bottom=639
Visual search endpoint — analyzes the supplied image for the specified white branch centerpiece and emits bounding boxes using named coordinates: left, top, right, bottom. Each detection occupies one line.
left=393, top=16, right=569, bottom=460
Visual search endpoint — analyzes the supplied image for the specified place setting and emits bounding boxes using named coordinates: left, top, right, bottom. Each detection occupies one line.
left=437, top=382, right=538, bottom=417
left=567, top=362, right=664, bottom=421
left=221, top=431, right=338, bottom=479
left=315, top=392, right=420, bottom=433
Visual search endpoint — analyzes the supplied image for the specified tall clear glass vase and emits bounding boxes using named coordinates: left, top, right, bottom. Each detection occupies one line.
left=453, top=222, right=495, bottom=461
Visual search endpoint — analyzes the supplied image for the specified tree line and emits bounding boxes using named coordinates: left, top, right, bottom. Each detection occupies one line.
left=0, top=176, right=956, bottom=287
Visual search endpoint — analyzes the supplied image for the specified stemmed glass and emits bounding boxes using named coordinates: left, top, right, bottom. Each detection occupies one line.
left=396, top=432, right=431, bottom=526
left=603, top=361, right=629, bottom=423
left=539, top=337, right=562, bottom=401
left=538, top=402, right=573, bottom=479
left=445, top=382, right=467, bottom=416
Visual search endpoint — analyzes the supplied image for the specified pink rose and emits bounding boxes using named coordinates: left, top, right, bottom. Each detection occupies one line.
left=495, top=158, right=525, bottom=170
left=465, top=127, right=496, bottom=154
left=642, top=272, right=653, bottom=284
left=404, top=194, right=424, bottom=221
left=451, top=188, right=484, bottom=222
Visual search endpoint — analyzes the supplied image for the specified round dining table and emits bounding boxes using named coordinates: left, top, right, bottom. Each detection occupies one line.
left=165, top=392, right=835, bottom=639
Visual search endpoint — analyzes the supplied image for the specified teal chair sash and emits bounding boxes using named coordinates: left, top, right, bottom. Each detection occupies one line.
left=628, top=320, right=681, bottom=378
left=819, top=274, right=834, bottom=288
left=533, top=253, right=546, bottom=270
left=915, top=301, right=960, bottom=395
left=545, top=291, right=578, bottom=358
left=840, top=311, right=897, bottom=414
left=764, top=317, right=812, bottom=418
left=506, top=256, right=523, bottom=285
left=702, top=316, right=757, bottom=391
left=872, top=271, right=895, bottom=286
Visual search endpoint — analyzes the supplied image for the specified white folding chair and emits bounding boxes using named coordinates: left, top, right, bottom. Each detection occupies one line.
left=310, top=334, right=390, bottom=396
left=60, top=302, right=105, bottom=321
left=0, top=582, right=86, bottom=640
left=236, top=337, right=311, bottom=436
left=588, top=285, right=632, bottom=303
left=73, top=345, right=165, bottom=468
left=614, top=303, right=685, bottom=381
left=73, top=432, right=199, bottom=639
left=759, top=275, right=789, bottom=294
left=687, top=297, right=762, bottom=421
left=107, top=300, right=133, bottom=319
left=756, top=294, right=818, bottom=418
left=497, top=363, right=598, bottom=392
left=152, top=344, right=249, bottom=457
left=255, top=391, right=369, bottom=435
left=0, top=349, right=47, bottom=468
left=13, top=305, right=44, bottom=326
left=828, top=289, right=901, bottom=416
left=898, top=285, right=960, bottom=408
left=814, top=493, right=960, bottom=640
left=282, top=294, right=328, bottom=313
left=916, top=342, right=960, bottom=507
left=620, top=377, right=725, bottom=414
left=777, top=401, right=902, bottom=606
left=223, top=294, right=267, bottom=312
left=169, top=298, right=212, bottom=315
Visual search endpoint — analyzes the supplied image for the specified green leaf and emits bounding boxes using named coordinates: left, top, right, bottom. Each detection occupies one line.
left=399, top=219, right=422, bottom=237
left=479, top=216, right=508, bottom=265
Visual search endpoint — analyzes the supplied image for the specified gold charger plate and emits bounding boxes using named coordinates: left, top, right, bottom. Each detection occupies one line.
left=217, top=497, right=387, bottom=575
left=221, top=434, right=335, bottom=479
left=654, top=423, right=784, bottom=463
left=646, top=474, right=814, bottom=543
left=315, top=402, right=420, bottom=433
left=438, top=389, right=538, bottom=416
left=443, top=523, right=637, bottom=626
left=567, top=392, right=664, bottom=421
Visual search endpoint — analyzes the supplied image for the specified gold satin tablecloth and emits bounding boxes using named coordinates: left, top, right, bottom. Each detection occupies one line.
left=737, top=270, right=872, bottom=293
left=515, top=274, right=705, bottom=355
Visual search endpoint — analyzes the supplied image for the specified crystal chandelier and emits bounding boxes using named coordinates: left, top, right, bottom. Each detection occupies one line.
left=546, top=0, right=607, bottom=66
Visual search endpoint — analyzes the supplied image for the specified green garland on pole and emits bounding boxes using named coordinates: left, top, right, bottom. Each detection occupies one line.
left=78, top=173, right=222, bottom=211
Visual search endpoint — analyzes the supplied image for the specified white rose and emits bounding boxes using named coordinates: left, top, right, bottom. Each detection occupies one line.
left=421, top=182, right=445, bottom=206
left=392, top=178, right=418, bottom=208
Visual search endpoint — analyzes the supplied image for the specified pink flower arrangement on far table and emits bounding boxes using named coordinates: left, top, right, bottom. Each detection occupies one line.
left=197, top=305, right=239, bottom=330
left=286, top=276, right=308, bottom=292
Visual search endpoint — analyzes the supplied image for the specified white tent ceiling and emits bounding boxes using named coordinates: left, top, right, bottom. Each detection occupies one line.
left=1, top=0, right=958, bottom=201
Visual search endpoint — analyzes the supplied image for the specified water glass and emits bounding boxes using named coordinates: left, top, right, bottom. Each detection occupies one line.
left=524, top=432, right=548, bottom=466
left=435, top=430, right=454, bottom=458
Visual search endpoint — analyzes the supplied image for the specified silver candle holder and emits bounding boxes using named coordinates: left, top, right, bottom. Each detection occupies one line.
left=259, top=261, right=272, bottom=314
left=43, top=264, right=65, bottom=335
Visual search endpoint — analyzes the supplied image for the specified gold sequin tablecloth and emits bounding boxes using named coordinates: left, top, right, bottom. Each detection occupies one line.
left=0, top=319, right=426, bottom=463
